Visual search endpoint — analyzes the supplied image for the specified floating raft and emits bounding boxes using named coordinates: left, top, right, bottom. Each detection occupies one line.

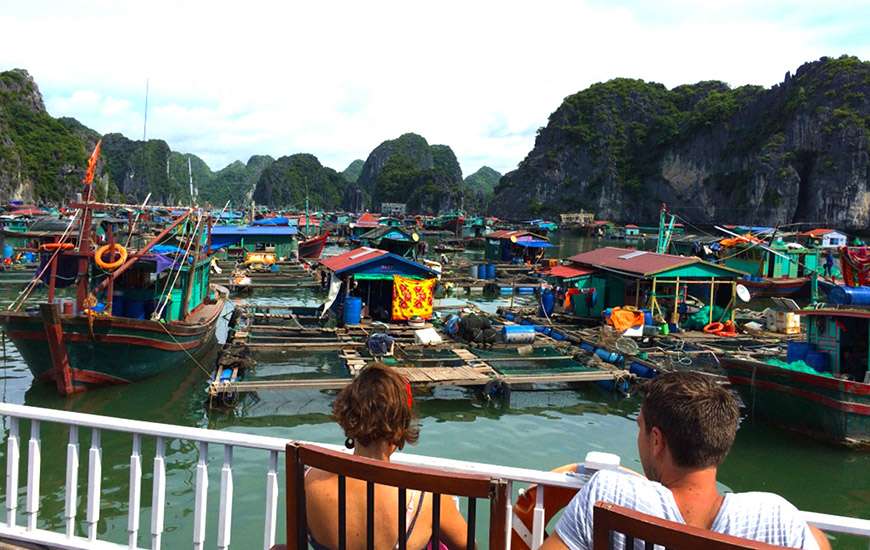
left=207, top=304, right=632, bottom=404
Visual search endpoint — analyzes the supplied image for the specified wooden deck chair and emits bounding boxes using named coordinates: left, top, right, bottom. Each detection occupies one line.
left=278, top=442, right=509, bottom=550
left=592, top=501, right=788, bottom=549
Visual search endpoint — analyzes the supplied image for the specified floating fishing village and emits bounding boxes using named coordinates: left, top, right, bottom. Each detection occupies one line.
left=0, top=6, right=869, bottom=549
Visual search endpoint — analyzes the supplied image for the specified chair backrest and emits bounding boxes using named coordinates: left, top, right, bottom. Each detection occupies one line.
left=592, top=501, right=787, bottom=550
left=286, top=442, right=509, bottom=550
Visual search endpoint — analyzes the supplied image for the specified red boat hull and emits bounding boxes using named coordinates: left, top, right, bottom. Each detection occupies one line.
left=299, top=232, right=329, bottom=259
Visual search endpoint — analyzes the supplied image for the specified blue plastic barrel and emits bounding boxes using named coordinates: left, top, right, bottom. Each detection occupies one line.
left=344, top=296, right=362, bottom=325
left=829, top=285, right=870, bottom=306
left=786, top=341, right=812, bottom=363
left=642, top=309, right=653, bottom=325
left=518, top=287, right=535, bottom=294
left=595, top=348, right=622, bottom=364
left=580, top=342, right=595, bottom=353
left=486, top=264, right=496, bottom=279
left=539, top=289, right=556, bottom=317
left=502, top=325, right=536, bottom=343
left=2, top=244, right=12, bottom=260
left=111, top=291, right=125, bottom=316
left=629, top=362, right=657, bottom=379
left=125, top=299, right=146, bottom=320
left=470, top=264, right=479, bottom=279
left=499, top=286, right=512, bottom=295
left=804, top=351, right=830, bottom=373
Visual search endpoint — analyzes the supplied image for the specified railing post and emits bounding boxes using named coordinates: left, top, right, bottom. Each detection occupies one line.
left=505, top=480, right=514, bottom=550
left=86, top=428, right=102, bottom=542
left=128, top=434, right=142, bottom=548
left=193, top=441, right=208, bottom=550
left=65, top=425, right=79, bottom=538
left=151, top=436, right=166, bottom=550
left=5, top=417, right=19, bottom=528
left=263, top=450, right=279, bottom=550
left=531, top=485, right=545, bottom=550
left=217, top=445, right=234, bottom=550
left=25, top=420, right=41, bottom=531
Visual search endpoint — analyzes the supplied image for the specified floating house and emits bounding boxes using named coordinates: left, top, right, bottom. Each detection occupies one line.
left=210, top=225, right=299, bottom=260
left=357, top=226, right=420, bottom=258
left=484, top=230, right=552, bottom=263
left=798, top=229, right=848, bottom=249
left=349, top=212, right=381, bottom=240
left=716, top=237, right=824, bottom=296
left=381, top=202, right=407, bottom=217
left=320, top=247, right=438, bottom=323
left=565, top=247, right=745, bottom=325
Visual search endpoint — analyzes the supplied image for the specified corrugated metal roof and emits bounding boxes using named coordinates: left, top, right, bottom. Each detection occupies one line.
left=568, top=247, right=698, bottom=277
left=799, top=228, right=841, bottom=237
left=546, top=265, right=593, bottom=279
left=320, top=247, right=437, bottom=277
left=320, top=247, right=387, bottom=272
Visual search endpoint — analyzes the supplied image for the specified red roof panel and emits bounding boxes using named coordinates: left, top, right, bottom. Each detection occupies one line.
left=546, top=265, right=593, bottom=279
left=320, top=247, right=387, bottom=272
left=568, top=247, right=696, bottom=277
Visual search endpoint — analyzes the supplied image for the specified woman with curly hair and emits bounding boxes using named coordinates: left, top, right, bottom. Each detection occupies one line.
left=305, top=363, right=471, bottom=549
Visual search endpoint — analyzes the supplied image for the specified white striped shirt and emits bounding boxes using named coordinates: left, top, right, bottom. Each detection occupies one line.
left=555, top=469, right=819, bottom=550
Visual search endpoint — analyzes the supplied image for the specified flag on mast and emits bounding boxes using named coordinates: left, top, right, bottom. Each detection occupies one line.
left=83, top=139, right=102, bottom=185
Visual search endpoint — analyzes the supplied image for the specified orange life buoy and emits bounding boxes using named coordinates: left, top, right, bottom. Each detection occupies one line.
left=717, top=320, right=738, bottom=337
left=39, top=242, right=74, bottom=252
left=95, top=243, right=128, bottom=271
left=511, top=464, right=580, bottom=550
left=703, top=322, right=724, bottom=334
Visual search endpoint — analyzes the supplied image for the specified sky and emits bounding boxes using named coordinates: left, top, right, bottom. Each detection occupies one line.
left=0, top=0, right=868, bottom=176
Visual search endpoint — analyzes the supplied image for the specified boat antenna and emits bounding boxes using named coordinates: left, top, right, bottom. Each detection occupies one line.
left=188, top=157, right=194, bottom=207
left=142, top=78, right=149, bottom=141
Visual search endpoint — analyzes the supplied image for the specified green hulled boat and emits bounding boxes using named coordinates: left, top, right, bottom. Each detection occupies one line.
left=0, top=145, right=227, bottom=395
left=722, top=307, right=870, bottom=448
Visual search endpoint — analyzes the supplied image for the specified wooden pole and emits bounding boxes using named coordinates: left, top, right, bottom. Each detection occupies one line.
left=40, top=303, right=74, bottom=396
left=708, top=277, right=715, bottom=324
left=672, top=277, right=680, bottom=324
left=181, top=214, right=204, bottom=318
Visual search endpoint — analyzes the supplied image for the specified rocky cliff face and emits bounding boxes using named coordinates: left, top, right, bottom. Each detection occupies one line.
left=354, top=133, right=464, bottom=213
left=0, top=69, right=88, bottom=202
left=493, top=56, right=870, bottom=229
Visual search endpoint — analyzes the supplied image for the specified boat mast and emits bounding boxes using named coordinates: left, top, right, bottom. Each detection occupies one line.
left=188, top=157, right=194, bottom=207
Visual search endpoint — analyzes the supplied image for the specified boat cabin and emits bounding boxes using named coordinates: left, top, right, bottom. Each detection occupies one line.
left=484, top=230, right=552, bottom=263
left=718, top=237, right=825, bottom=279
left=211, top=225, right=298, bottom=260
left=799, top=309, right=870, bottom=381
left=357, top=226, right=420, bottom=258
left=798, top=229, right=849, bottom=249
left=349, top=212, right=380, bottom=240
left=565, top=247, right=745, bottom=327
left=320, top=247, right=438, bottom=324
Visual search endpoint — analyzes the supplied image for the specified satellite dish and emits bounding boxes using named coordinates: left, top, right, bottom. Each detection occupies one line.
left=411, top=232, right=420, bottom=242
left=736, top=284, right=751, bottom=303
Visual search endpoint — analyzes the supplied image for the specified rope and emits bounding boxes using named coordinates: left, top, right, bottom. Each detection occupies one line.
left=155, top=321, right=213, bottom=378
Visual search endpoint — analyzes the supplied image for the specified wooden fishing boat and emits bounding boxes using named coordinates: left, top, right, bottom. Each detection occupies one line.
left=299, top=231, right=329, bottom=259
left=721, top=307, right=870, bottom=447
left=738, top=276, right=809, bottom=297
left=0, top=142, right=227, bottom=396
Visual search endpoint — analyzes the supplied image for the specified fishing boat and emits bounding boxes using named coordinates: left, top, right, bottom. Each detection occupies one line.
left=424, top=210, right=465, bottom=234
left=0, top=143, right=227, bottom=396
left=299, top=231, right=329, bottom=259
left=721, top=305, right=870, bottom=447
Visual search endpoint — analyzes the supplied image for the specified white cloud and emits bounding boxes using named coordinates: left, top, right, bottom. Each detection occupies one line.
left=1, top=0, right=868, bottom=175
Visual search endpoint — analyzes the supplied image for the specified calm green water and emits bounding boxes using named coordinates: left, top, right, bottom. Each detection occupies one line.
left=0, top=232, right=866, bottom=548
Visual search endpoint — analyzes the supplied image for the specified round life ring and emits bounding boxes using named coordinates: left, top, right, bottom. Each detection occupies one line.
left=703, top=322, right=724, bottom=334
left=39, top=242, right=74, bottom=252
left=717, top=320, right=738, bottom=337
left=511, top=463, right=580, bottom=550
left=95, top=243, right=128, bottom=271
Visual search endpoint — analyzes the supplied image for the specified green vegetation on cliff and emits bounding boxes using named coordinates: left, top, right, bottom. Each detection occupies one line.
left=252, top=154, right=346, bottom=209
left=341, top=159, right=364, bottom=182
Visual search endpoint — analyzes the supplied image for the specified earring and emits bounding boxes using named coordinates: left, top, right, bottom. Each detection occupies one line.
left=345, top=437, right=355, bottom=449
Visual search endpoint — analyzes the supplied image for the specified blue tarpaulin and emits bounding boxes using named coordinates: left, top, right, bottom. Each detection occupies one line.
left=252, top=217, right=290, bottom=226
left=514, top=240, right=553, bottom=248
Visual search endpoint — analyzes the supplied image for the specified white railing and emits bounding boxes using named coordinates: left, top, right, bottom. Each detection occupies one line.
left=0, top=403, right=867, bottom=550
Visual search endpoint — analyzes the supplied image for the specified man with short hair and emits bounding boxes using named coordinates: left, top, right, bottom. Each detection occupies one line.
left=541, top=372, right=830, bottom=550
